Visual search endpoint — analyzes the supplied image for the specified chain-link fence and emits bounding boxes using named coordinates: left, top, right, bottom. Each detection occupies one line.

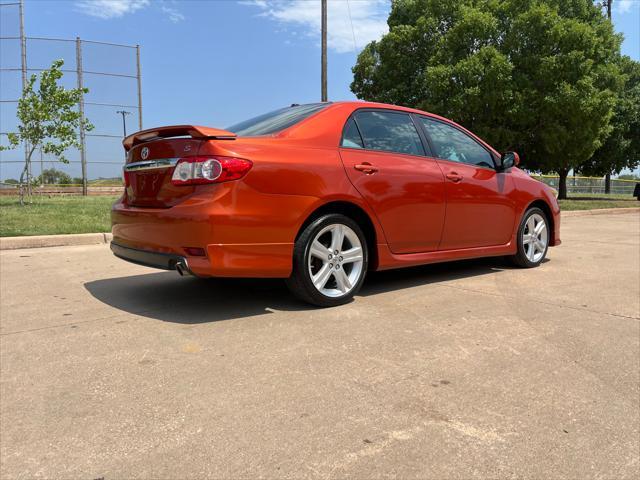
left=0, top=0, right=141, bottom=195
left=530, top=175, right=638, bottom=195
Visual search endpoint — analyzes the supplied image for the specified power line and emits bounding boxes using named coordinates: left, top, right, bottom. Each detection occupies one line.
left=346, top=0, right=358, bottom=52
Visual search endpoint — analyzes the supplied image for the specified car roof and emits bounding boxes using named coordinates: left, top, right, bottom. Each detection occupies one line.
left=313, top=101, right=499, bottom=156
left=322, top=100, right=453, bottom=123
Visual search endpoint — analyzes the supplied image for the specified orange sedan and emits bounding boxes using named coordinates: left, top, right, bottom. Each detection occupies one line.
left=111, top=102, right=560, bottom=306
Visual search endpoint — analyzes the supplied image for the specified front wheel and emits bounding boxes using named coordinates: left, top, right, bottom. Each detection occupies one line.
left=286, top=214, right=368, bottom=307
left=509, top=207, right=550, bottom=268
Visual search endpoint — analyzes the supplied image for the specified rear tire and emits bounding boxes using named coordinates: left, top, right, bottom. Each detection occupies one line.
left=286, top=214, right=368, bottom=307
left=509, top=207, right=550, bottom=268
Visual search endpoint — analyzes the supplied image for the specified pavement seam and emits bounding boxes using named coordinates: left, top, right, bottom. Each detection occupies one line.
left=560, top=239, right=639, bottom=246
left=432, top=282, right=640, bottom=321
left=3, top=279, right=637, bottom=337
left=0, top=313, right=130, bottom=337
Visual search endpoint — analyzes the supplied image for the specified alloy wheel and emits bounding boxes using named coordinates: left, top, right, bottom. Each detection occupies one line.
left=523, top=213, right=548, bottom=263
left=307, top=223, right=364, bottom=298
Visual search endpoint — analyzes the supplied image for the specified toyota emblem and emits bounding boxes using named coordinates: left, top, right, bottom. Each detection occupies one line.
left=141, top=147, right=149, bottom=160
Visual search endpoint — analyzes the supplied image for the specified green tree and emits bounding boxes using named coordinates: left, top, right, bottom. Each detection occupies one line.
left=34, top=168, right=72, bottom=185
left=351, top=0, right=624, bottom=199
left=0, top=60, right=93, bottom=205
left=579, top=56, right=640, bottom=178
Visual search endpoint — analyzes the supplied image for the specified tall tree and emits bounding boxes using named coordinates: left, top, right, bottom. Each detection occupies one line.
left=351, top=0, right=624, bottom=199
left=579, top=56, right=640, bottom=179
left=0, top=60, right=93, bottom=205
left=34, top=168, right=72, bottom=186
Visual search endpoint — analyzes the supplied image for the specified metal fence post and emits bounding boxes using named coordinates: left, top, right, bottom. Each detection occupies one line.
left=76, top=37, right=88, bottom=196
left=136, top=44, right=143, bottom=131
left=19, top=0, right=31, bottom=196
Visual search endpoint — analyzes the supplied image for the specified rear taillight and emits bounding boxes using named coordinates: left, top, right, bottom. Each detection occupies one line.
left=171, top=156, right=252, bottom=186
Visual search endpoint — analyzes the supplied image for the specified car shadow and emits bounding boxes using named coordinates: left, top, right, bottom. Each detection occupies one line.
left=84, top=257, right=521, bottom=324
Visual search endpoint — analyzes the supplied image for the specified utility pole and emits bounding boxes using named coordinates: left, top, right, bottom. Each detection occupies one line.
left=117, top=110, right=131, bottom=161
left=321, top=0, right=327, bottom=102
left=116, top=110, right=131, bottom=137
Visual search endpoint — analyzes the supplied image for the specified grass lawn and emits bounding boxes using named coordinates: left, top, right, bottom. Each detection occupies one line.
left=0, top=193, right=637, bottom=238
left=558, top=194, right=639, bottom=211
left=0, top=195, right=118, bottom=237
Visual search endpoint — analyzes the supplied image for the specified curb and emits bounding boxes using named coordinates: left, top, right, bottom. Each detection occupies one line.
left=0, top=207, right=638, bottom=251
left=562, top=207, right=640, bottom=217
left=0, top=232, right=112, bottom=251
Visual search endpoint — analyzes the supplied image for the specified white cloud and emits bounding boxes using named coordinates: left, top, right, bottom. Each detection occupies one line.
left=242, top=0, right=389, bottom=53
left=75, top=0, right=184, bottom=22
left=615, top=0, right=636, bottom=13
left=161, top=4, right=185, bottom=23
left=75, top=0, right=150, bottom=19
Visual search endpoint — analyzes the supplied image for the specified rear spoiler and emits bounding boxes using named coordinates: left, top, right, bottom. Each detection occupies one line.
left=123, top=125, right=237, bottom=150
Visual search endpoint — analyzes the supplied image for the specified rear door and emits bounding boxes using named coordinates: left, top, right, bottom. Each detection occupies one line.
left=416, top=116, right=517, bottom=250
left=339, top=110, right=446, bottom=254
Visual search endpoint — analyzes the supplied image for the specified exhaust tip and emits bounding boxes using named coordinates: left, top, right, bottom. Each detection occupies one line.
left=175, top=260, right=192, bottom=276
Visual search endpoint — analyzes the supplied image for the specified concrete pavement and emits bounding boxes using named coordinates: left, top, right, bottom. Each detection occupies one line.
left=1, top=213, right=638, bottom=479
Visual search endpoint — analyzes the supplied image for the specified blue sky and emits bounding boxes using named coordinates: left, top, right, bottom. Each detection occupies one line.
left=0, top=0, right=639, bottom=179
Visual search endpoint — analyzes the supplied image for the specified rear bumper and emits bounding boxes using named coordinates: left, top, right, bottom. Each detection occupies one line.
left=110, top=242, right=192, bottom=274
left=110, top=186, right=302, bottom=278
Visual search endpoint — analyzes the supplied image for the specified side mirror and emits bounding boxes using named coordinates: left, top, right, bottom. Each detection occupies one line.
left=501, top=151, right=520, bottom=170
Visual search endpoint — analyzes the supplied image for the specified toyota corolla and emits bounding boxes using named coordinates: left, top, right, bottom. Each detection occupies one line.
left=111, top=101, right=560, bottom=306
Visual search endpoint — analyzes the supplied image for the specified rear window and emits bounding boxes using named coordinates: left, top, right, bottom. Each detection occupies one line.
left=226, top=103, right=329, bottom=137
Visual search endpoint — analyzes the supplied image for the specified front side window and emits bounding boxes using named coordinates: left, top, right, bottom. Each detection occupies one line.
left=419, top=117, right=494, bottom=169
left=226, top=103, right=329, bottom=137
left=354, top=111, right=425, bottom=156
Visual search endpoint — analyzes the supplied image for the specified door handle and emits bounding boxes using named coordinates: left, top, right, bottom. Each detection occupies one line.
left=354, top=163, right=378, bottom=174
left=445, top=172, right=463, bottom=183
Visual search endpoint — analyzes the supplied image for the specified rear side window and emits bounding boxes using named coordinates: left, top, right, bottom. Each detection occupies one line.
left=419, top=116, right=494, bottom=168
left=341, top=117, right=364, bottom=148
left=354, top=111, right=424, bottom=156
left=226, top=103, right=329, bottom=136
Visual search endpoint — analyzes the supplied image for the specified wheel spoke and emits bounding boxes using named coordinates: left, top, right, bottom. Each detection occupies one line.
left=526, top=216, right=536, bottom=234
left=310, top=240, right=331, bottom=260
left=334, top=268, right=352, bottom=293
left=526, top=243, right=534, bottom=261
left=312, top=263, right=333, bottom=290
left=341, top=246, right=363, bottom=264
left=330, top=224, right=345, bottom=252
left=523, top=233, right=534, bottom=244
left=534, top=221, right=546, bottom=237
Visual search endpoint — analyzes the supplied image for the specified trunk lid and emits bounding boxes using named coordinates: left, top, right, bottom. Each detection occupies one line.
left=123, top=125, right=236, bottom=208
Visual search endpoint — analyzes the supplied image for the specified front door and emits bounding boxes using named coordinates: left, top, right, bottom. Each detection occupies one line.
left=340, top=110, right=446, bottom=254
left=416, top=116, right=517, bottom=250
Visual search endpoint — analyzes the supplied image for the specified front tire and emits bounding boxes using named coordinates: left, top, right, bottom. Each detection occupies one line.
left=286, top=214, right=368, bottom=307
left=509, top=207, right=550, bottom=268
